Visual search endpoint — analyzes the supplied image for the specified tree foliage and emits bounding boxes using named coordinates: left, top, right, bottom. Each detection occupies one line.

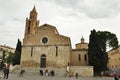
left=13, top=39, right=22, bottom=65
left=88, top=29, right=118, bottom=75
left=2, top=50, right=6, bottom=62
left=0, top=50, right=6, bottom=69
left=6, top=52, right=14, bottom=64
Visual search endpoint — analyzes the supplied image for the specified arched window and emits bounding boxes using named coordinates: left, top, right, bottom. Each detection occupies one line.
left=41, top=54, right=46, bottom=57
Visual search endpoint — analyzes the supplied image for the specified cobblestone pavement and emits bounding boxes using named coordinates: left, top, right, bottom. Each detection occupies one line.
left=0, top=71, right=114, bottom=80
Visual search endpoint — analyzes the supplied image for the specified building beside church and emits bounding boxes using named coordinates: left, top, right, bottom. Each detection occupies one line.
left=70, top=37, right=88, bottom=66
left=0, top=45, right=15, bottom=62
left=107, top=46, right=120, bottom=71
left=21, top=6, right=89, bottom=68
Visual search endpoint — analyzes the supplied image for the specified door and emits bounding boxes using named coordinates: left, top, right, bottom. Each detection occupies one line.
left=40, top=54, right=46, bottom=68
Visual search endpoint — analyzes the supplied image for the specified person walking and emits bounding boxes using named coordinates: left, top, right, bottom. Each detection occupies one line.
left=39, top=69, right=43, bottom=76
left=3, top=68, right=9, bottom=79
left=75, top=73, right=78, bottom=79
left=45, top=69, right=49, bottom=76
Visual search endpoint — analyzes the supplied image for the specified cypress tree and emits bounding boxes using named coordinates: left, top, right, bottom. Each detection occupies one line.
left=13, top=39, right=22, bottom=65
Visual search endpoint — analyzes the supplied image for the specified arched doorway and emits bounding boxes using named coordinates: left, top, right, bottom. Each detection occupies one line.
left=40, top=54, right=46, bottom=68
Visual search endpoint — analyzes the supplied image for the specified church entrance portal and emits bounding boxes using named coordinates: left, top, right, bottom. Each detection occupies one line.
left=40, top=54, right=46, bottom=68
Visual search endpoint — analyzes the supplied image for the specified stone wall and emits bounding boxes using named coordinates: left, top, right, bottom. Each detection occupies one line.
left=21, top=45, right=70, bottom=68
left=69, top=66, right=93, bottom=77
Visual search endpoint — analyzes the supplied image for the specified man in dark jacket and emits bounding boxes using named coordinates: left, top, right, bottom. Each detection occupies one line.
left=3, top=68, right=9, bottom=79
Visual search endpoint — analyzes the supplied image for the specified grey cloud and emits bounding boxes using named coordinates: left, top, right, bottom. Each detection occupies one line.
left=11, top=17, right=23, bottom=22
left=81, top=0, right=120, bottom=18
left=44, top=0, right=120, bottom=18
left=0, top=21, right=5, bottom=26
left=44, top=0, right=82, bottom=8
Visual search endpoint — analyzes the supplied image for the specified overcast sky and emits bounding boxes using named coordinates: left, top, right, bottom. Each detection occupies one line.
left=0, top=0, right=120, bottom=49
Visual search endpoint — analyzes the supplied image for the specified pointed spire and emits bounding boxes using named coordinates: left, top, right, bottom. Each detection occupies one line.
left=29, top=5, right=37, bottom=20
left=32, top=5, right=37, bottom=13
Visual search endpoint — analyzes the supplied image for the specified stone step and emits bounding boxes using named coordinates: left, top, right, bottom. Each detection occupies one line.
left=11, top=66, right=67, bottom=77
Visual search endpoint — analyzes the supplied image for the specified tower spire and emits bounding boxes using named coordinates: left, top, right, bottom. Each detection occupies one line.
left=32, top=5, right=37, bottom=13
left=29, top=5, right=37, bottom=20
left=24, top=6, right=39, bottom=36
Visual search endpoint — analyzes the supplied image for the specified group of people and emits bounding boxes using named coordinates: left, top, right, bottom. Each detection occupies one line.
left=39, top=69, right=55, bottom=76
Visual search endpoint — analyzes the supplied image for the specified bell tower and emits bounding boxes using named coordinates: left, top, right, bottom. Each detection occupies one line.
left=25, top=6, right=39, bottom=36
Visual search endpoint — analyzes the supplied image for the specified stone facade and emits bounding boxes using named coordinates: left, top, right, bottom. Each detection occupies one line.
left=70, top=37, right=88, bottom=66
left=107, top=46, right=120, bottom=70
left=21, top=6, right=71, bottom=68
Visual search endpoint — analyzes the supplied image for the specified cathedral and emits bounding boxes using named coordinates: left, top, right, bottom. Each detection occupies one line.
left=20, top=6, right=88, bottom=68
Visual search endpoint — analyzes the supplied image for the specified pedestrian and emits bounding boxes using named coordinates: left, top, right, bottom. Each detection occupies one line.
left=75, top=73, right=78, bottom=79
left=66, top=66, right=70, bottom=73
left=3, top=68, right=9, bottom=79
left=50, top=70, right=55, bottom=76
left=39, top=69, right=43, bottom=76
left=45, top=69, right=49, bottom=76
left=114, top=74, right=119, bottom=80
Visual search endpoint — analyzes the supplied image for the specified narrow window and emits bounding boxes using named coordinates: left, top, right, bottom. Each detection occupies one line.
left=56, top=46, right=58, bottom=56
left=31, top=47, right=33, bottom=57
left=28, top=26, right=30, bottom=33
left=78, top=54, right=81, bottom=61
left=84, top=54, right=87, bottom=61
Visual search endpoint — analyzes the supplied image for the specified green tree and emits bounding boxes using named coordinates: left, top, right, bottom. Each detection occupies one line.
left=13, top=39, right=22, bottom=65
left=88, top=30, right=100, bottom=75
left=88, top=29, right=118, bottom=75
left=2, top=50, right=6, bottom=62
left=6, top=52, right=14, bottom=64
left=0, top=50, right=6, bottom=69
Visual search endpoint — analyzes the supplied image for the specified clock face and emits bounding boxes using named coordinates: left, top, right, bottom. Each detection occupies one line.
left=42, top=37, right=48, bottom=44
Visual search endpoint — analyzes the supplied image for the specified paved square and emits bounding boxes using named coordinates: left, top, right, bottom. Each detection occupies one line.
left=0, top=71, right=114, bottom=80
